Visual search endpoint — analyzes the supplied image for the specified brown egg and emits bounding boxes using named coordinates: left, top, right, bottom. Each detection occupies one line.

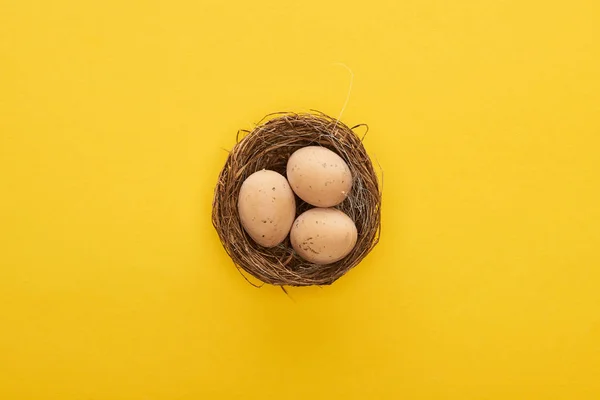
left=286, top=146, right=352, bottom=207
left=290, top=208, right=357, bottom=264
left=238, top=170, right=296, bottom=247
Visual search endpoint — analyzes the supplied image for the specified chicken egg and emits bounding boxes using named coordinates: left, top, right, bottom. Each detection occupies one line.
left=290, top=208, right=357, bottom=264
left=286, top=146, right=352, bottom=207
left=238, top=170, right=296, bottom=247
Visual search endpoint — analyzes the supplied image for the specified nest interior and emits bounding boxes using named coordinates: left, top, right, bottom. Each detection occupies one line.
left=212, top=112, right=381, bottom=286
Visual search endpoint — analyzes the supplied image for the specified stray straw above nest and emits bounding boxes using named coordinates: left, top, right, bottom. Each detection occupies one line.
left=212, top=112, right=381, bottom=286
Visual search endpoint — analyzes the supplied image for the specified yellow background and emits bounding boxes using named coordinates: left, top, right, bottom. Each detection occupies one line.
left=1, top=0, right=599, bottom=398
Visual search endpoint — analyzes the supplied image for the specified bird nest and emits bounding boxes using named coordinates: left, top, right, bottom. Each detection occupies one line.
left=212, top=112, right=381, bottom=286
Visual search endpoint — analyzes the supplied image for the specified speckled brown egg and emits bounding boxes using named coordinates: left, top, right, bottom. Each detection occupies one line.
left=286, top=146, right=352, bottom=207
left=238, top=170, right=296, bottom=247
left=290, top=208, right=357, bottom=264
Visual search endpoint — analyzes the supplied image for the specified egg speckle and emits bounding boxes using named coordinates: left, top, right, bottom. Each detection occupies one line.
left=290, top=208, right=357, bottom=264
left=238, top=170, right=296, bottom=247
left=286, top=146, right=352, bottom=207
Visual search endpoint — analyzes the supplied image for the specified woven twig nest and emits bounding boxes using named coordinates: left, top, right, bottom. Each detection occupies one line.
left=212, top=112, right=381, bottom=286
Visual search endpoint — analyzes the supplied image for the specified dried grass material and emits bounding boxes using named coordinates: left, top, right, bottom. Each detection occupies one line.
left=212, top=112, right=381, bottom=286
